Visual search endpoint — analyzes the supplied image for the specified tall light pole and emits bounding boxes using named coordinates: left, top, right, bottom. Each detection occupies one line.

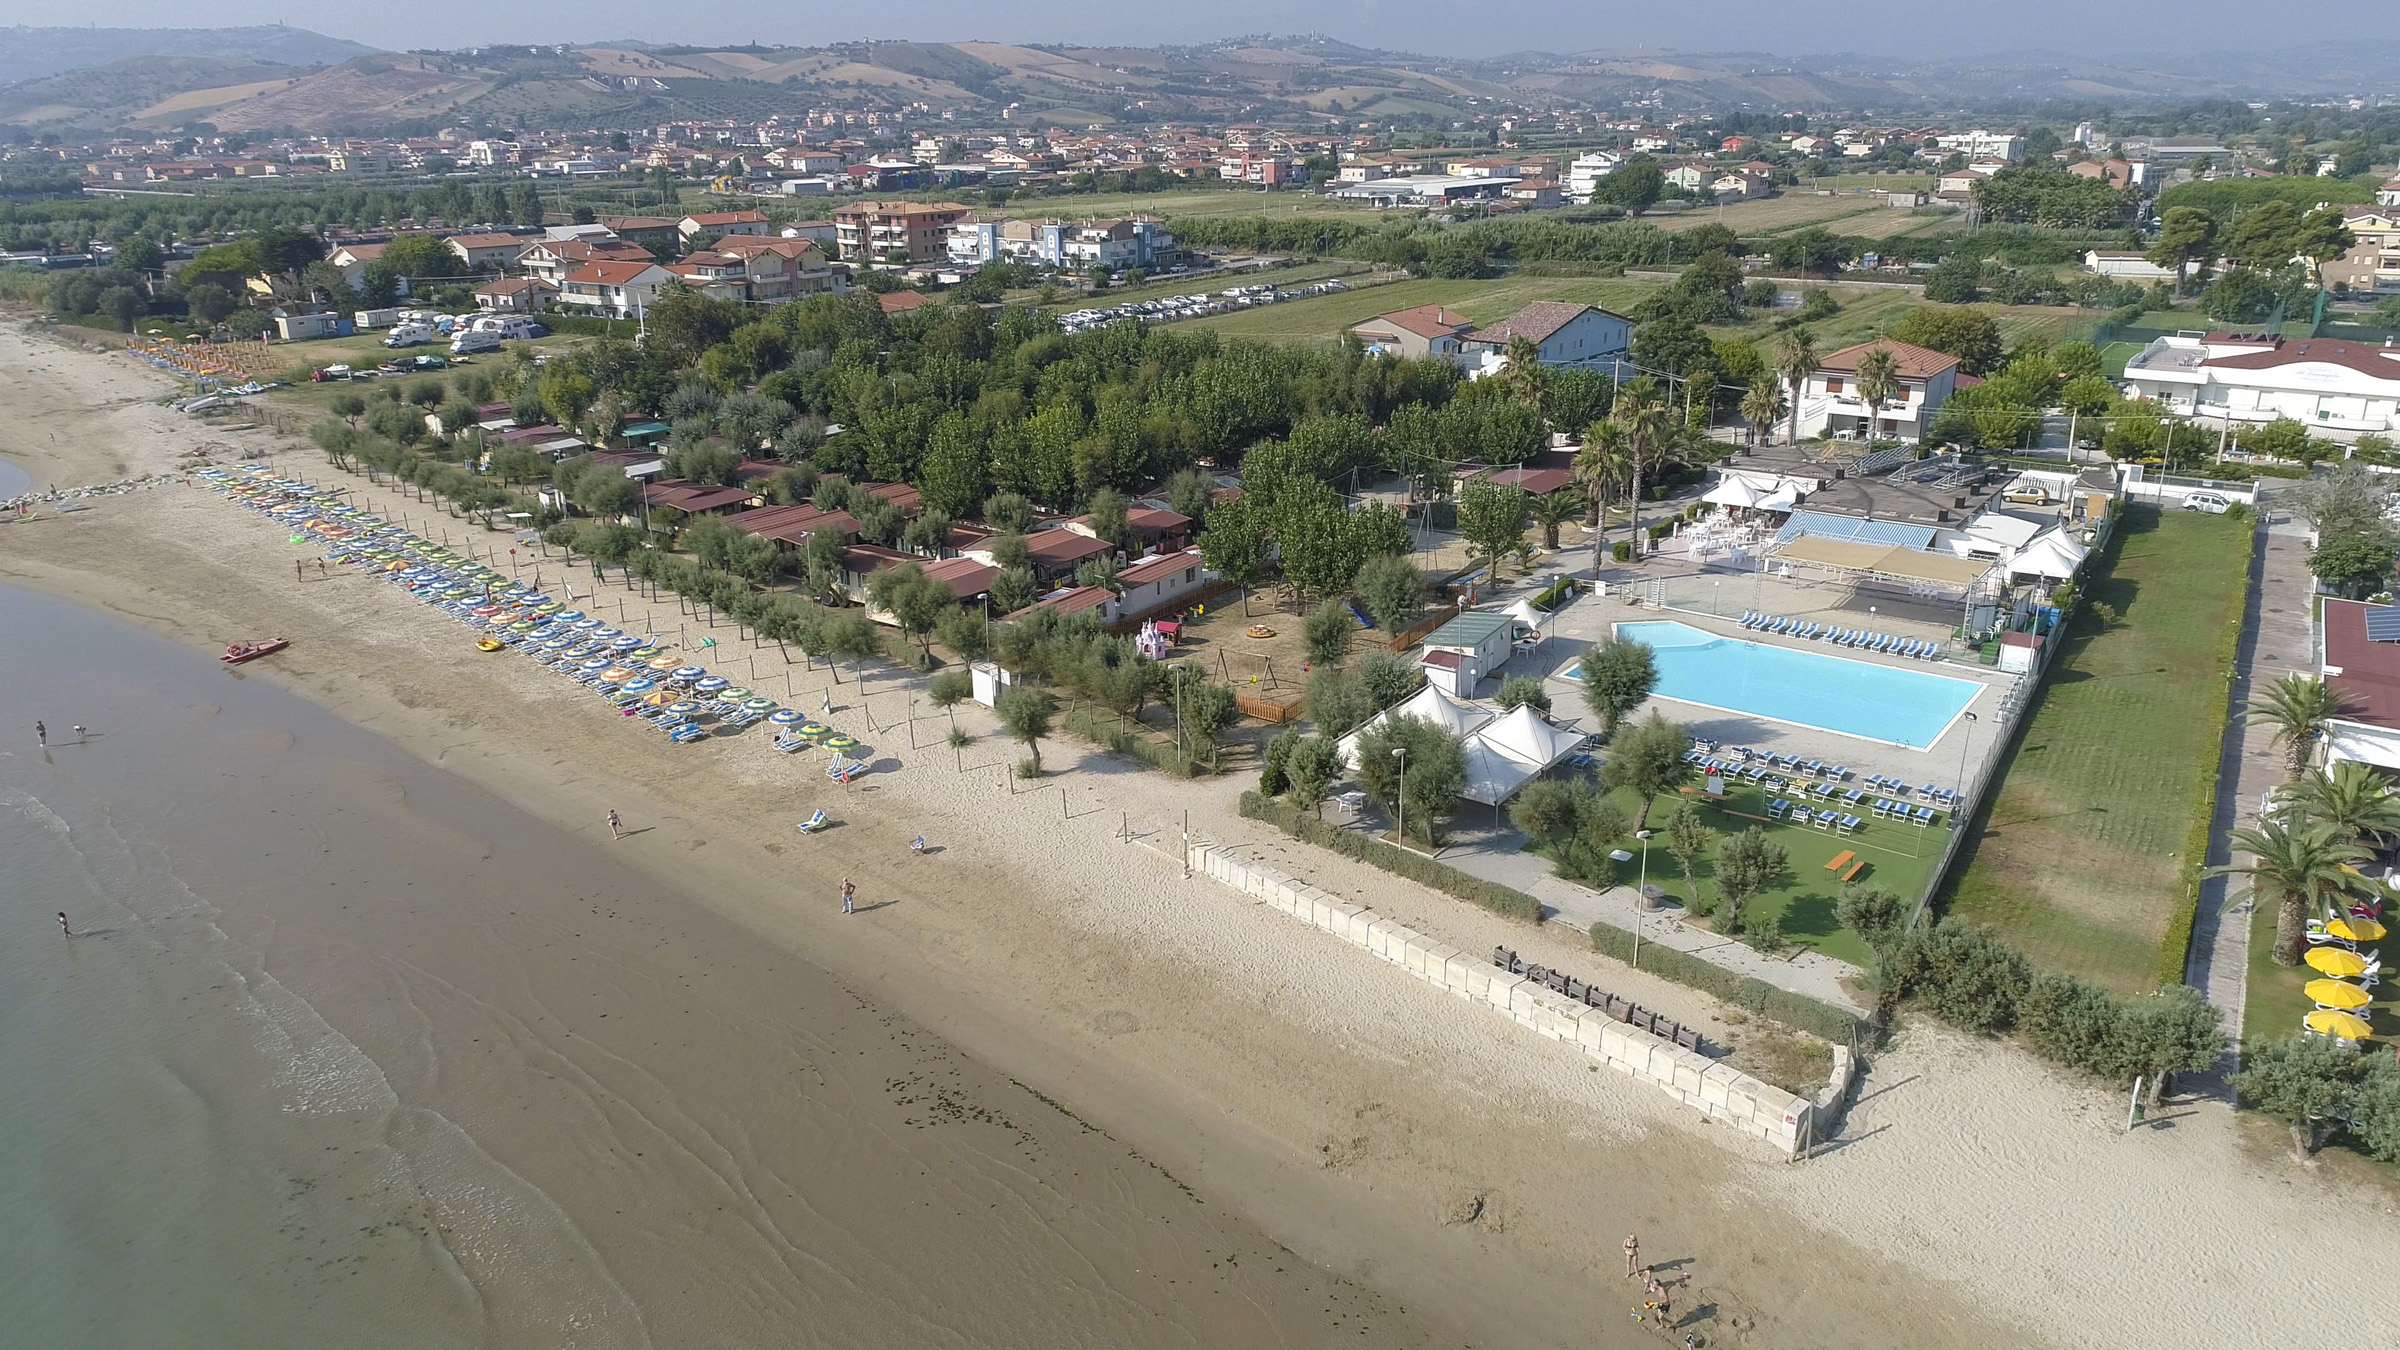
left=1393, top=745, right=1408, bottom=848
left=1633, top=828, right=1653, bottom=970
left=1955, top=711, right=1980, bottom=808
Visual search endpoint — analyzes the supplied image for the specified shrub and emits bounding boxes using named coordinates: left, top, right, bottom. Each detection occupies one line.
left=1885, top=919, right=2031, bottom=1033
left=1742, top=914, right=1785, bottom=953
left=1612, top=541, right=1633, bottom=562
left=1495, top=674, right=1551, bottom=715
left=1260, top=727, right=1302, bottom=795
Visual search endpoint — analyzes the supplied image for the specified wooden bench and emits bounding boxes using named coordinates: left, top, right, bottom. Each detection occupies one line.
left=1823, top=849, right=1857, bottom=873
left=1840, top=859, right=1868, bottom=883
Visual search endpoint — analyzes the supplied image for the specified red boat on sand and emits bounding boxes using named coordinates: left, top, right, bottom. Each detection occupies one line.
left=222, top=638, right=290, bottom=665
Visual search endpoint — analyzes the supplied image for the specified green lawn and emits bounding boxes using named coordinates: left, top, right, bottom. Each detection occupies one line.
left=1544, top=776, right=1950, bottom=969
left=1939, top=505, right=2252, bottom=992
left=1022, top=259, right=1374, bottom=311
left=261, top=333, right=586, bottom=416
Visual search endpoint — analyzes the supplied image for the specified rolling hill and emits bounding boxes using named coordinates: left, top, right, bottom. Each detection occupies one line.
left=0, top=24, right=374, bottom=86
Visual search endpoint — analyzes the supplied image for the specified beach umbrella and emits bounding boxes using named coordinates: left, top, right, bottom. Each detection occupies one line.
left=572, top=618, right=602, bottom=632
left=646, top=656, right=678, bottom=671
left=797, top=722, right=831, bottom=739
left=2329, top=917, right=2387, bottom=943
left=2304, top=1009, right=2373, bottom=1041
left=694, top=677, right=729, bottom=694
left=555, top=610, right=585, bottom=623
left=822, top=734, right=859, bottom=752
left=621, top=678, right=658, bottom=694
left=508, top=621, right=539, bottom=634
left=743, top=698, right=777, bottom=714
left=580, top=658, right=612, bottom=672
left=2305, top=947, right=2371, bottom=978
left=769, top=708, right=803, bottom=725
left=2306, top=979, right=2372, bottom=1011
left=672, top=666, right=707, bottom=682
left=716, top=687, right=750, bottom=702
left=610, top=636, right=642, bottom=651
left=601, top=666, right=634, bottom=682
left=592, top=628, right=624, bottom=642
left=665, top=701, right=702, bottom=717
left=628, top=646, right=662, bottom=661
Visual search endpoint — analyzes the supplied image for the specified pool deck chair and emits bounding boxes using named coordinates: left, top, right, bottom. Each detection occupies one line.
left=1826, top=764, right=1849, bottom=782
left=1813, top=810, right=1838, bottom=831
left=796, top=808, right=829, bottom=833
left=1823, top=849, right=1857, bottom=873
left=1837, top=814, right=1862, bottom=836
left=1766, top=798, right=1790, bottom=821
left=1913, top=806, right=1937, bottom=827
left=1870, top=798, right=1892, bottom=818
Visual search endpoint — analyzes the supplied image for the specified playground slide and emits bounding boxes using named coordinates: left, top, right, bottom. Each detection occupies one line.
left=1347, top=600, right=1376, bottom=629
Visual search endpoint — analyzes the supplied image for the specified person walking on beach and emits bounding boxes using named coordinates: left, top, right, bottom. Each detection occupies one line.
left=1624, top=1234, right=1641, bottom=1279
left=58, top=912, right=72, bottom=938
left=72, top=725, right=86, bottom=743
left=821, top=690, right=833, bottom=717
left=841, top=879, right=856, bottom=915
left=34, top=720, right=45, bottom=747
left=296, top=559, right=305, bottom=582
left=607, top=809, right=622, bottom=840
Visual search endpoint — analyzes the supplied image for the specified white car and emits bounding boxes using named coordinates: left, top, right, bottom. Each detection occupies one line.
left=2181, top=491, right=2233, bottom=515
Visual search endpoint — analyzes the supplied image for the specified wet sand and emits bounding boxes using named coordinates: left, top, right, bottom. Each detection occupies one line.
left=5, top=320, right=2390, bottom=1350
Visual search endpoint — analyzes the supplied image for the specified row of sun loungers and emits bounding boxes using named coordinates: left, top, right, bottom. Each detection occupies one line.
left=1765, top=798, right=1942, bottom=833
left=1737, top=612, right=1944, bottom=660
left=1695, top=746, right=1850, bottom=782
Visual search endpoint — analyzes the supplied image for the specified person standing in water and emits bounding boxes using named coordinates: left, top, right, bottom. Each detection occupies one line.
left=34, top=721, right=46, bottom=747
left=58, top=912, right=72, bottom=938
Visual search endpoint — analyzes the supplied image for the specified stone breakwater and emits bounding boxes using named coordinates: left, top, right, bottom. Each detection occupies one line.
left=3, top=473, right=179, bottom=514
left=1185, top=840, right=1833, bottom=1156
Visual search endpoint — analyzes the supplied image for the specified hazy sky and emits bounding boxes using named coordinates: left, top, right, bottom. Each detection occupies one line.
left=0, top=0, right=2378, bottom=61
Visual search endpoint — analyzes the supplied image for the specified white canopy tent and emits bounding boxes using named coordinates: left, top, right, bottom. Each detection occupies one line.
left=2009, top=528, right=2090, bottom=580
left=1501, top=597, right=1547, bottom=636
left=1457, top=705, right=1588, bottom=805
left=1703, top=476, right=1770, bottom=509
left=1337, top=684, right=1493, bottom=770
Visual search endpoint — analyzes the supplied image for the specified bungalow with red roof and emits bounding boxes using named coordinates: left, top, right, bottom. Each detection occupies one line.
left=678, top=210, right=771, bottom=242
left=446, top=231, right=533, bottom=271
left=559, top=260, right=674, bottom=319
left=640, top=479, right=760, bottom=517
left=1348, top=303, right=1478, bottom=362
left=473, top=276, right=558, bottom=314
left=1795, top=339, right=1962, bottom=442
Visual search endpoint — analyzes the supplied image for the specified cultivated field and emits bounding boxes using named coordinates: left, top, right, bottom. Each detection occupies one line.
left=1938, top=506, right=2252, bottom=992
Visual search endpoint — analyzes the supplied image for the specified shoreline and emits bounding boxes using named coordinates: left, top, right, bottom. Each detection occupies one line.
left=7, top=320, right=2389, bottom=1350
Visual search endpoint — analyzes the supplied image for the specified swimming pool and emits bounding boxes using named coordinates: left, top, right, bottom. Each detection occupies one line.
left=1578, top=621, right=1981, bottom=748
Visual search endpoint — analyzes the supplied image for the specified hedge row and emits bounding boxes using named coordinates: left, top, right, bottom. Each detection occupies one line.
left=1062, top=704, right=1206, bottom=779
left=1238, top=791, right=1541, bottom=921
left=1237, top=792, right=1870, bottom=1041
left=2154, top=516, right=2259, bottom=987
left=1586, top=922, right=1869, bottom=1043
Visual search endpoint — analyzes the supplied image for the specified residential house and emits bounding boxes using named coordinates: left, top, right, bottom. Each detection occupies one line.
left=713, top=237, right=846, bottom=300
left=1348, top=303, right=1478, bottom=361
left=2064, top=158, right=2136, bottom=190
left=1109, top=549, right=1217, bottom=621
left=1662, top=162, right=1711, bottom=194
left=1458, top=302, right=1632, bottom=374
left=1061, top=507, right=1192, bottom=553
left=833, top=200, right=974, bottom=264
left=596, top=216, right=682, bottom=253
left=876, top=290, right=930, bottom=315
left=2120, top=333, right=2400, bottom=433
left=1937, top=130, right=2024, bottom=162
left=472, top=276, right=558, bottom=314
left=962, top=528, right=1114, bottom=584
left=1709, top=170, right=1772, bottom=201
left=678, top=210, right=771, bottom=242
left=519, top=238, right=654, bottom=286
left=639, top=479, right=761, bottom=517
left=558, top=260, right=674, bottom=319
left=445, top=231, right=532, bottom=272
left=322, top=240, right=388, bottom=287
left=2323, top=209, right=2400, bottom=297
left=1565, top=151, right=1622, bottom=202
left=663, top=250, right=751, bottom=302
left=1794, top=339, right=1961, bottom=442
left=725, top=502, right=858, bottom=549
left=780, top=220, right=839, bottom=248
left=2378, top=177, right=2400, bottom=209
left=843, top=546, right=1002, bottom=619
left=1058, top=217, right=1176, bottom=271
left=1218, top=155, right=1295, bottom=186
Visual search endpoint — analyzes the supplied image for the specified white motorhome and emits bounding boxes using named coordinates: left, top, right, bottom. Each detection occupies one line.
left=449, top=329, right=503, bottom=356
left=383, top=323, right=434, bottom=349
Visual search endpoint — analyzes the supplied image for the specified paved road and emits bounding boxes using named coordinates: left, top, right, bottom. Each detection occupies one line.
left=2186, top=508, right=2317, bottom=1078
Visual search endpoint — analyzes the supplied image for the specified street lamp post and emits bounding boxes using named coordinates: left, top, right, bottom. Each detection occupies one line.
left=1633, top=828, right=1654, bottom=970
left=1393, top=746, right=1408, bottom=848
left=1955, top=711, right=1980, bottom=809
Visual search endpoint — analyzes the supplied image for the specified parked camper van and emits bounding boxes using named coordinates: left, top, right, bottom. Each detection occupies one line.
left=449, top=329, right=503, bottom=356
left=383, top=323, right=434, bottom=349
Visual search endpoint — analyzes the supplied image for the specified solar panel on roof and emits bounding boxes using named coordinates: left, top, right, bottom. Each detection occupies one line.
left=2363, top=605, right=2400, bottom=642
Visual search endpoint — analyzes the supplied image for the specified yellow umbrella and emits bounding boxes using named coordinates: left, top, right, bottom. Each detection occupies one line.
left=2328, top=917, right=2387, bottom=943
left=2304, top=1009, right=2373, bottom=1041
left=2306, top=979, right=2373, bottom=1011
left=2306, top=947, right=2371, bottom=978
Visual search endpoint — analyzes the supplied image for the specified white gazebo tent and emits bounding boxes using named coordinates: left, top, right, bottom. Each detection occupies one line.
left=2009, top=527, right=2090, bottom=581
left=1702, top=476, right=1770, bottom=509
left=1337, top=684, right=1493, bottom=770
left=1457, top=704, right=1588, bottom=805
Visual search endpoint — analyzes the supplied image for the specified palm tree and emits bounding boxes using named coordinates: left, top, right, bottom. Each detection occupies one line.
left=2281, top=760, right=2400, bottom=843
left=1774, top=331, right=1818, bottom=448
left=1854, top=347, right=1899, bottom=441
left=1527, top=489, right=1581, bottom=550
left=1613, top=379, right=1672, bottom=559
left=1739, top=376, right=1786, bottom=453
left=2245, top=674, right=2358, bottom=779
left=1574, top=420, right=1628, bottom=577
left=1501, top=336, right=1546, bottom=410
left=2209, top=819, right=2371, bottom=965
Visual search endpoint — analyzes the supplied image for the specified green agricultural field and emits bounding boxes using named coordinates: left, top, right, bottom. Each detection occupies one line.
left=1023, top=259, right=1375, bottom=310
left=1938, top=505, right=2252, bottom=992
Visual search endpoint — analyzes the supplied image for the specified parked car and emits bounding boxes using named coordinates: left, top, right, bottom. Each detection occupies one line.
left=2181, top=491, right=2233, bottom=515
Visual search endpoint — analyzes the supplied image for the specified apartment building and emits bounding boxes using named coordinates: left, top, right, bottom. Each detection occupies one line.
left=1794, top=339, right=1962, bottom=442
left=2324, top=208, right=2400, bottom=296
left=558, top=261, right=674, bottom=319
left=833, top=200, right=973, bottom=264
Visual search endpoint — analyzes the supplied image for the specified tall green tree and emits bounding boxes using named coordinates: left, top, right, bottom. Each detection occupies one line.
left=2244, top=674, right=2358, bottom=780
left=1603, top=711, right=1692, bottom=830
left=2235, top=1034, right=2370, bottom=1160
left=1456, top=481, right=1530, bottom=584
left=1774, top=332, right=1818, bottom=448
left=2207, top=819, right=2370, bottom=966
left=1578, top=636, right=1657, bottom=736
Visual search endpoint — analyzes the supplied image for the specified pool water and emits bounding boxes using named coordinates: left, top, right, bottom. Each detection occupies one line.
left=1587, top=620, right=1981, bottom=748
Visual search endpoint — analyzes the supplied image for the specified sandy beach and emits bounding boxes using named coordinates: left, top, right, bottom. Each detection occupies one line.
left=5, top=321, right=2395, bottom=1349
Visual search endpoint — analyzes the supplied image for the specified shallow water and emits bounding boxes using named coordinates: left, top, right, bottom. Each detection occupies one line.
left=0, top=582, right=1432, bottom=1347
